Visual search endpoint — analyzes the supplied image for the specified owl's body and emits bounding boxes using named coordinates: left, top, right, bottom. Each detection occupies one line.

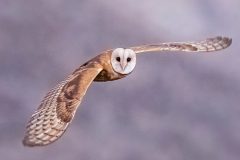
left=91, top=51, right=127, bottom=81
left=23, top=36, right=232, bottom=146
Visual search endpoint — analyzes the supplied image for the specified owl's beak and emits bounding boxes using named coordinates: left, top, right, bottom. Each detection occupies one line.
left=120, top=61, right=127, bottom=71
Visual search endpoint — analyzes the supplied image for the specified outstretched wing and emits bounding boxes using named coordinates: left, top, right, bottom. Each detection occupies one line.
left=23, top=62, right=103, bottom=146
left=130, top=36, right=232, bottom=54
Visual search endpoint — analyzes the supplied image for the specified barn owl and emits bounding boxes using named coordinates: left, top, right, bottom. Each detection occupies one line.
left=23, top=36, right=232, bottom=146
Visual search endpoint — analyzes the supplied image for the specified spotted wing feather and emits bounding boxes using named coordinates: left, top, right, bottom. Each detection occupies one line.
left=23, top=63, right=102, bottom=146
left=131, top=36, right=232, bottom=54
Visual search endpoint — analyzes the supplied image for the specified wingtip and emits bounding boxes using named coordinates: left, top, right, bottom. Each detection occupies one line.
left=226, top=37, right=232, bottom=46
left=22, top=136, right=43, bottom=147
left=22, top=137, right=34, bottom=147
left=222, top=36, right=232, bottom=49
left=222, top=35, right=232, bottom=41
left=211, top=36, right=232, bottom=50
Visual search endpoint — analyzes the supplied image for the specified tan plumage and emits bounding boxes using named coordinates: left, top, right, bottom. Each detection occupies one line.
left=23, top=63, right=103, bottom=146
left=23, top=36, right=232, bottom=146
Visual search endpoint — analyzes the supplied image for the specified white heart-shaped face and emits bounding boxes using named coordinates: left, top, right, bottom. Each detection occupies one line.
left=111, top=48, right=136, bottom=75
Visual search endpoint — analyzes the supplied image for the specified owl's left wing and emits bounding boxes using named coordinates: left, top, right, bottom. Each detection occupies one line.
left=23, top=62, right=103, bottom=146
left=130, top=36, right=232, bottom=54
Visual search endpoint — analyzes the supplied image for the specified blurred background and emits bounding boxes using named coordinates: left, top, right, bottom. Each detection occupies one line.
left=0, top=0, right=239, bottom=160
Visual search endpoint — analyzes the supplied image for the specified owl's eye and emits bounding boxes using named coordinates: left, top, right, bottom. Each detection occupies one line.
left=116, top=57, right=121, bottom=62
left=127, top=57, right=131, bottom=62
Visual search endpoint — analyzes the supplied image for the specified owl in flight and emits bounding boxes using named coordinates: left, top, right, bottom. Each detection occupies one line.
left=23, top=36, right=232, bottom=146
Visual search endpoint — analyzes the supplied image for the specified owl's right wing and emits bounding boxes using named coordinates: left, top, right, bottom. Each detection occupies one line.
left=130, top=36, right=232, bottom=54
left=23, top=62, right=103, bottom=147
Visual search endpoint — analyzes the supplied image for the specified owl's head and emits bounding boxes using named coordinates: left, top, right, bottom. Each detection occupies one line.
left=111, top=48, right=136, bottom=75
